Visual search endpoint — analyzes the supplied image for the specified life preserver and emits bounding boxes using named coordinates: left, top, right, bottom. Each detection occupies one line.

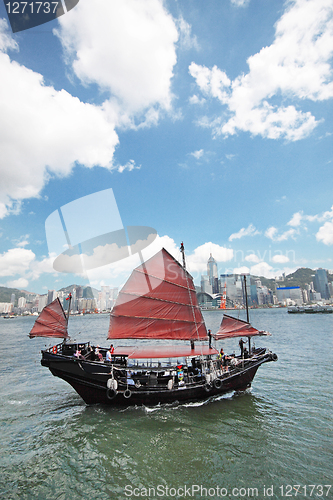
left=52, top=346, right=57, bottom=354
left=106, top=388, right=117, bottom=400
left=204, top=382, right=212, bottom=392
left=214, top=378, right=222, bottom=389
left=272, top=353, right=278, bottom=361
left=107, top=378, right=118, bottom=390
left=167, top=379, right=173, bottom=390
left=124, top=389, right=132, bottom=399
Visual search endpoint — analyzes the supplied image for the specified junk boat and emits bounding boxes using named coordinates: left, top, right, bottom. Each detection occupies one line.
left=29, top=245, right=277, bottom=405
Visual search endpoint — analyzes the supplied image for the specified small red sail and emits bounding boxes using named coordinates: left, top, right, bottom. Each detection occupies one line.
left=108, top=248, right=207, bottom=340
left=214, top=314, right=267, bottom=340
left=29, top=298, right=69, bottom=339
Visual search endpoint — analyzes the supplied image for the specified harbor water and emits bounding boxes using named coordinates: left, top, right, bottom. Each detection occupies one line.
left=0, top=308, right=332, bottom=500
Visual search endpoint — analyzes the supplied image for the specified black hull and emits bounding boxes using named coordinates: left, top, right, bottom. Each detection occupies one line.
left=41, top=351, right=276, bottom=406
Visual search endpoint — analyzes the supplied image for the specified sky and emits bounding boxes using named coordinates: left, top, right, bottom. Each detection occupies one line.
left=0, top=0, right=333, bottom=295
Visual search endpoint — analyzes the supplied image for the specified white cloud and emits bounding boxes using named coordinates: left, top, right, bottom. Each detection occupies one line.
left=0, top=245, right=61, bottom=289
left=271, top=254, right=290, bottom=264
left=117, top=160, right=141, bottom=173
left=316, top=220, right=333, bottom=245
left=189, top=94, right=206, bottom=105
left=190, top=0, right=333, bottom=141
left=190, top=149, right=204, bottom=160
left=245, top=254, right=261, bottom=263
left=0, top=248, right=35, bottom=277
left=86, top=234, right=179, bottom=288
left=6, top=278, right=29, bottom=289
left=55, top=0, right=178, bottom=118
left=229, top=223, right=260, bottom=241
left=231, top=0, right=250, bottom=6
left=0, top=21, right=119, bottom=219
left=0, top=18, right=18, bottom=52
left=233, top=265, right=250, bottom=275
left=0, top=0, right=180, bottom=218
left=30, top=255, right=59, bottom=281
left=265, top=226, right=297, bottom=241
left=87, top=237, right=233, bottom=289
left=249, top=262, right=275, bottom=278
left=275, top=195, right=287, bottom=203
left=186, top=242, right=234, bottom=276
left=306, top=205, right=333, bottom=223
left=189, top=63, right=231, bottom=104
left=176, top=16, right=199, bottom=50
left=288, top=211, right=303, bottom=227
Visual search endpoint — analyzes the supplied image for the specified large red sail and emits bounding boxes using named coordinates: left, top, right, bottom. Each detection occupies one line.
left=29, top=298, right=69, bottom=339
left=214, top=314, right=268, bottom=340
left=108, top=248, right=207, bottom=340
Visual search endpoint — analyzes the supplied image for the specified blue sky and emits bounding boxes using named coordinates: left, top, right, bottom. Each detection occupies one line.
left=0, top=0, right=333, bottom=294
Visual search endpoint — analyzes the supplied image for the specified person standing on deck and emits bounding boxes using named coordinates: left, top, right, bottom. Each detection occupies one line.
left=208, top=329, right=212, bottom=348
left=239, top=338, right=246, bottom=358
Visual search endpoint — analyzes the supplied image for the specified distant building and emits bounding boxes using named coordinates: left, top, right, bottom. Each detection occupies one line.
left=18, top=297, right=26, bottom=309
left=256, top=285, right=273, bottom=306
left=37, top=294, right=48, bottom=312
left=207, top=254, right=219, bottom=293
left=313, top=269, right=330, bottom=300
left=276, top=286, right=303, bottom=305
left=47, top=289, right=57, bottom=304
left=201, top=275, right=212, bottom=294
left=0, top=303, right=13, bottom=314
left=328, top=282, right=333, bottom=298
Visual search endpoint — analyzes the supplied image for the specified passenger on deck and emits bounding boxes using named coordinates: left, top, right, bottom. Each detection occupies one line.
left=219, top=348, right=230, bottom=371
left=110, top=344, right=115, bottom=354
left=95, top=346, right=103, bottom=361
left=106, top=349, right=112, bottom=362
left=243, top=347, right=249, bottom=359
left=239, top=338, right=246, bottom=357
left=74, top=349, right=84, bottom=359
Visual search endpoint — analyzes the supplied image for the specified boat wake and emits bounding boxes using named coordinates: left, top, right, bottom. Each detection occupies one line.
left=118, top=390, right=246, bottom=414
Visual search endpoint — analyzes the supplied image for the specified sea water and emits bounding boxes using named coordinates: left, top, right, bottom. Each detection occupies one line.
left=0, top=309, right=332, bottom=500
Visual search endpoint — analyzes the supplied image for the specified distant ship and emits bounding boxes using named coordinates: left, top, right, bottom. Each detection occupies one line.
left=288, top=305, right=333, bottom=314
left=30, top=245, right=277, bottom=406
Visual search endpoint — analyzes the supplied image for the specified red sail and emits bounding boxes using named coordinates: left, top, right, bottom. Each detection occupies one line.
left=214, top=314, right=267, bottom=339
left=108, top=248, right=207, bottom=340
left=29, top=298, right=69, bottom=339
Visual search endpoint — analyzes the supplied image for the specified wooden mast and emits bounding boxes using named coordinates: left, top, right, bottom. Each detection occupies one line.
left=180, top=241, right=186, bottom=270
left=242, top=275, right=251, bottom=354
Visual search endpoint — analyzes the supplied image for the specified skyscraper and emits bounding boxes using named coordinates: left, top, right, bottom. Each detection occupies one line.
left=207, top=254, right=218, bottom=292
left=313, top=269, right=331, bottom=300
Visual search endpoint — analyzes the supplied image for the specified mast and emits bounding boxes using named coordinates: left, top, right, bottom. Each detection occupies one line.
left=243, top=275, right=249, bottom=323
left=242, top=274, right=251, bottom=354
left=66, top=293, right=72, bottom=323
left=179, top=242, right=203, bottom=348
left=180, top=242, right=186, bottom=269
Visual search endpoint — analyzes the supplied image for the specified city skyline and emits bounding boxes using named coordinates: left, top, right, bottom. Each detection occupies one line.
left=0, top=0, right=333, bottom=295
left=3, top=257, right=331, bottom=314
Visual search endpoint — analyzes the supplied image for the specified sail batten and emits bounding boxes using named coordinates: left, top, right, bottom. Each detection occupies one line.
left=108, top=248, right=207, bottom=340
left=29, top=298, right=69, bottom=339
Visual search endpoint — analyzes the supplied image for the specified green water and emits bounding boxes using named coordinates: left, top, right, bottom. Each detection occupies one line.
left=0, top=309, right=332, bottom=500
